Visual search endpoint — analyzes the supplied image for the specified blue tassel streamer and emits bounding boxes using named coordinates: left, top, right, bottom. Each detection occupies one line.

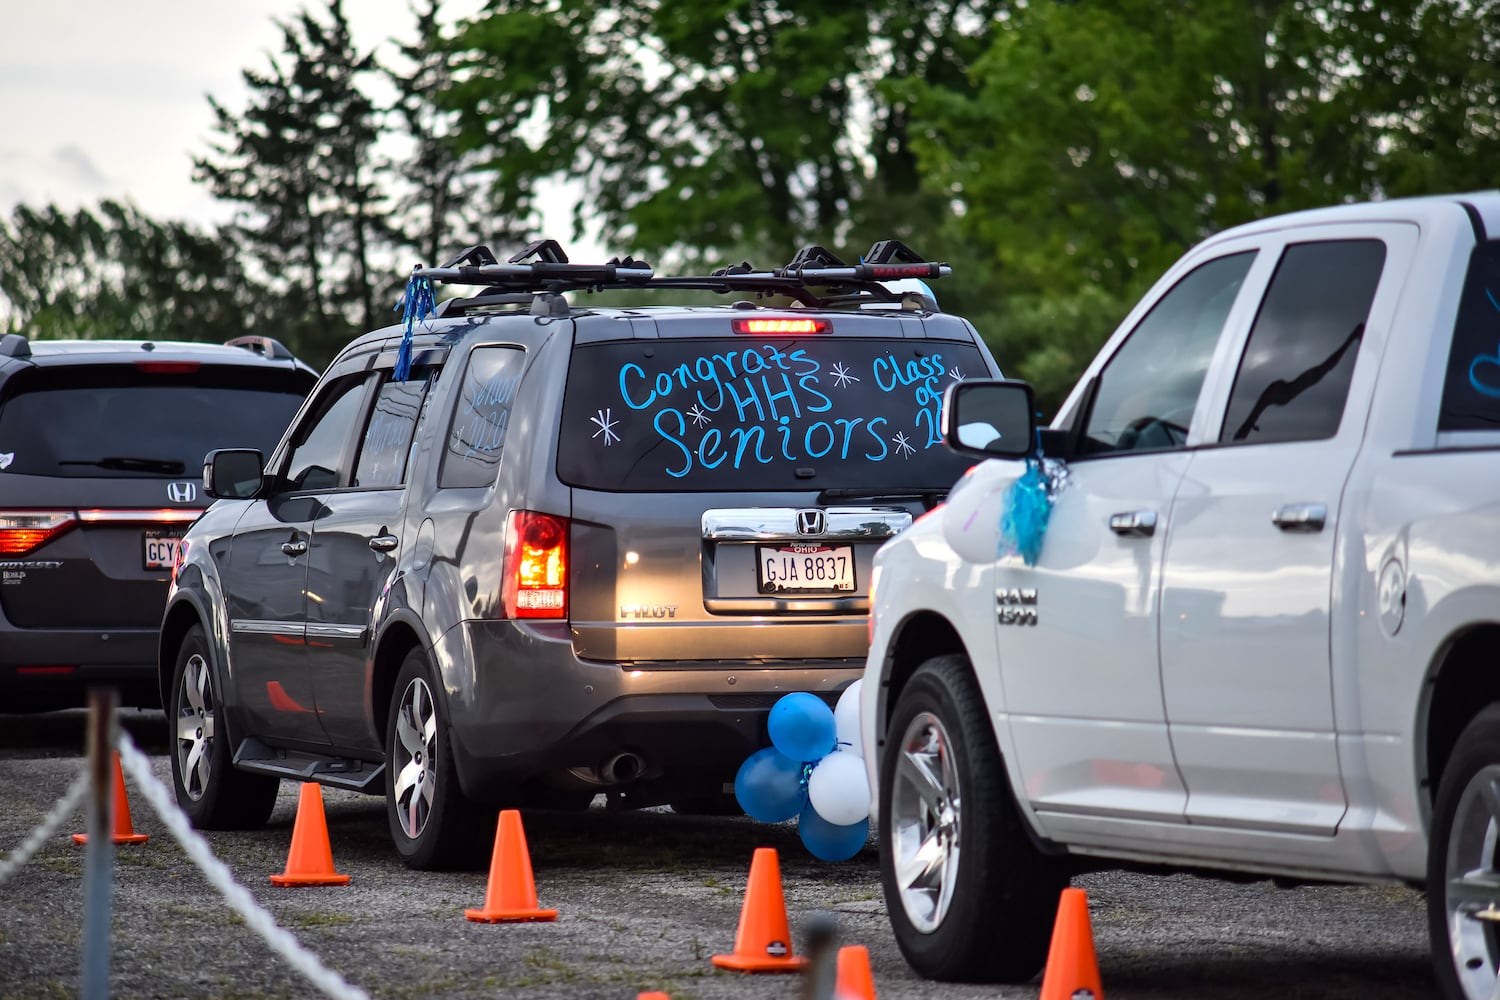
left=998, top=458, right=1053, bottom=566
left=393, top=268, right=435, bottom=382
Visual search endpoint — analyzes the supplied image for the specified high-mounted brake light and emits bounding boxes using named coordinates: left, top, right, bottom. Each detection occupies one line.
left=502, top=510, right=568, bottom=619
left=0, top=511, right=78, bottom=556
left=731, top=318, right=830, bottom=335
left=135, top=360, right=202, bottom=374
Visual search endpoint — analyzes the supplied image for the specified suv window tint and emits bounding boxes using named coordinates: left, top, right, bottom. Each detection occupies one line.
left=354, top=369, right=436, bottom=488
left=1439, top=241, right=1500, bottom=432
left=0, top=366, right=308, bottom=478
left=440, top=347, right=526, bottom=489
left=283, top=375, right=373, bottom=491
left=1220, top=240, right=1386, bottom=444
left=556, top=337, right=989, bottom=491
left=1081, top=251, right=1256, bottom=456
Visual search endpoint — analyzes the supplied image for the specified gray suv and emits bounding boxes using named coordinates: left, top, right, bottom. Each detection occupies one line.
left=0, top=334, right=317, bottom=711
left=160, top=240, right=1001, bottom=868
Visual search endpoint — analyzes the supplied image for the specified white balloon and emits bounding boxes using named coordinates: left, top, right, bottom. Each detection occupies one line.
left=807, top=749, right=872, bottom=826
left=833, top=679, right=863, bottom=757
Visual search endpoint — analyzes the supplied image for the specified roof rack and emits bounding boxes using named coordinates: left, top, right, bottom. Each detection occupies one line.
left=647, top=239, right=950, bottom=308
left=225, top=335, right=297, bottom=361
left=408, top=237, right=949, bottom=316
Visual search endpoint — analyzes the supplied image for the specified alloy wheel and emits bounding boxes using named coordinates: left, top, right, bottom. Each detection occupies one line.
left=889, top=709, right=962, bottom=934
left=175, top=652, right=215, bottom=802
left=1443, top=763, right=1500, bottom=998
left=392, top=676, right=438, bottom=840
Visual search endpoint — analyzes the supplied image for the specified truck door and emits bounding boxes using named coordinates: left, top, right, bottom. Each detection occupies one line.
left=1160, top=224, right=1417, bottom=835
left=998, top=246, right=1262, bottom=832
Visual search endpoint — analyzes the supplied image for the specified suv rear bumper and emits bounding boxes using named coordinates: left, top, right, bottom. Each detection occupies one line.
left=0, top=624, right=162, bottom=708
left=440, top=619, right=862, bottom=794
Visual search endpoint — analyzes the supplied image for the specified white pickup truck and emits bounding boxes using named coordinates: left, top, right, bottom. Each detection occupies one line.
left=859, top=192, right=1500, bottom=998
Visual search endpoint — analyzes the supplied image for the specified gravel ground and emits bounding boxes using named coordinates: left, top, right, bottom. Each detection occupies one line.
left=0, top=710, right=1437, bottom=1000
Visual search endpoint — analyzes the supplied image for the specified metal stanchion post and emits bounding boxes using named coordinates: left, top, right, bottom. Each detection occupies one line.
left=81, top=686, right=118, bottom=1000
left=800, top=910, right=840, bottom=1000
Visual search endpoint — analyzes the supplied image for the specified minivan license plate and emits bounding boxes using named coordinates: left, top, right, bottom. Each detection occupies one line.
left=757, top=543, right=855, bottom=594
left=143, top=529, right=184, bottom=571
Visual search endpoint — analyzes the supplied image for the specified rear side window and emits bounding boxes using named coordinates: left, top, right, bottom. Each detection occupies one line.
left=0, top=365, right=310, bottom=478
left=1219, top=239, right=1386, bottom=444
left=440, top=347, right=526, bottom=489
left=556, top=337, right=989, bottom=491
left=353, top=370, right=436, bottom=488
left=1439, top=241, right=1500, bottom=432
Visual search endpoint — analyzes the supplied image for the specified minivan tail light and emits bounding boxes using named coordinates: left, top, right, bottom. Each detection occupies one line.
left=0, top=511, right=77, bottom=556
left=503, top=510, right=568, bottom=619
left=731, top=317, right=829, bottom=335
left=135, top=360, right=202, bottom=374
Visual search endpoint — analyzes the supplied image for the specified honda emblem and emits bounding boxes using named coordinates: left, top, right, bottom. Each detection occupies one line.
left=795, top=509, right=826, bottom=536
left=167, top=481, right=197, bottom=504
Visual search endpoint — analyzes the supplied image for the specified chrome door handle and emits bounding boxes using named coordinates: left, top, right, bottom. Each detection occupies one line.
left=1108, top=510, right=1157, bottom=537
left=280, top=539, right=308, bottom=556
left=367, top=533, right=399, bottom=553
left=1272, top=503, right=1327, bottom=533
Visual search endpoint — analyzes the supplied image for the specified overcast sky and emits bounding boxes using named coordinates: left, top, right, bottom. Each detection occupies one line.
left=0, top=0, right=600, bottom=258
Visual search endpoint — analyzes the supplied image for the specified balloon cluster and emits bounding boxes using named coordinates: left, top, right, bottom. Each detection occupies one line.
left=733, top=682, right=870, bottom=861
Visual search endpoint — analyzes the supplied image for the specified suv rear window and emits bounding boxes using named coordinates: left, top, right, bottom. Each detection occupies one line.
left=0, top=365, right=309, bottom=477
left=558, top=337, right=988, bottom=491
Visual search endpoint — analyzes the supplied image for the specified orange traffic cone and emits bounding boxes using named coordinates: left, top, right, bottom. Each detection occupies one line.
left=834, top=944, right=877, bottom=999
left=1039, top=887, right=1103, bottom=1000
left=636, top=994, right=671, bottom=999
left=465, top=809, right=557, bottom=922
left=269, top=782, right=350, bottom=886
left=72, top=751, right=149, bottom=845
left=711, top=847, right=808, bottom=972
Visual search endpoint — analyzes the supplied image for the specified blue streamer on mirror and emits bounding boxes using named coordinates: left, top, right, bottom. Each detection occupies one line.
left=998, top=457, right=1052, bottom=566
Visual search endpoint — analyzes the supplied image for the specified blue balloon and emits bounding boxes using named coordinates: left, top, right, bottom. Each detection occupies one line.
left=734, top=747, right=806, bottom=823
left=798, top=802, right=869, bottom=862
left=768, top=692, right=836, bottom=763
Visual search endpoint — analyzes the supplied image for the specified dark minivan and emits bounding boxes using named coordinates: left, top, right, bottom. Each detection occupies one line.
left=160, top=241, right=1002, bottom=867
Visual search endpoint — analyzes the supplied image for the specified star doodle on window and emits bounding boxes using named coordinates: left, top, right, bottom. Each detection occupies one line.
left=829, top=362, right=860, bottom=388
left=687, top=404, right=712, bottom=427
left=591, top=407, right=621, bottom=446
left=891, top=431, right=917, bottom=458
left=947, top=365, right=967, bottom=381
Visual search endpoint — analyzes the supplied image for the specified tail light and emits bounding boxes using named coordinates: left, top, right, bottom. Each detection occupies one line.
left=0, top=511, right=77, bottom=556
left=731, top=317, right=830, bottom=335
left=502, top=510, right=568, bottom=619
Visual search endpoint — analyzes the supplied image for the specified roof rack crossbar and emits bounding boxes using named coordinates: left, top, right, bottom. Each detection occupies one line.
left=437, top=245, right=500, bottom=269
left=225, top=335, right=295, bottom=360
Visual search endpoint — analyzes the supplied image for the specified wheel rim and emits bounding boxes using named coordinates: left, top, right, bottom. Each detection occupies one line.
left=174, top=651, right=215, bottom=802
left=391, top=676, right=438, bottom=841
left=889, top=710, right=962, bottom=934
left=1445, top=763, right=1500, bottom=998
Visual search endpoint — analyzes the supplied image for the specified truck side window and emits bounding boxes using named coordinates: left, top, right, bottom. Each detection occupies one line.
left=1080, top=251, right=1256, bottom=456
left=1219, top=240, right=1386, bottom=444
left=1438, top=241, right=1500, bottom=432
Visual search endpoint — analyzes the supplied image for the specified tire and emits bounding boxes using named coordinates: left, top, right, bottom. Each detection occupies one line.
left=385, top=648, right=491, bottom=870
left=879, top=654, right=1067, bottom=982
left=1428, top=703, right=1500, bottom=999
left=169, top=624, right=279, bottom=829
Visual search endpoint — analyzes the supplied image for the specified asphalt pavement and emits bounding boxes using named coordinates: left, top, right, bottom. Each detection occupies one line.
left=0, top=710, right=1437, bottom=999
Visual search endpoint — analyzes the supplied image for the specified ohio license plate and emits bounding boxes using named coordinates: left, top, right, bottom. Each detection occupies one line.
left=143, top=529, right=185, bottom=570
left=756, top=543, right=855, bottom=594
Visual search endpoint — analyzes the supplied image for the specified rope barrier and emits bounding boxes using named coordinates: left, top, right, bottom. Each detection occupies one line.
left=0, top=769, right=88, bottom=886
left=116, top=733, right=371, bottom=1000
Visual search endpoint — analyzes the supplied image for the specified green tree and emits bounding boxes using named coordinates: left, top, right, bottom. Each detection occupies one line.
left=441, top=0, right=1003, bottom=264
left=0, top=200, right=269, bottom=344
left=195, top=0, right=387, bottom=364
left=903, top=0, right=1500, bottom=413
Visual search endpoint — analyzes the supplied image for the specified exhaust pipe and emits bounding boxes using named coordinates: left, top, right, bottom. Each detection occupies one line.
left=600, top=751, right=644, bottom=784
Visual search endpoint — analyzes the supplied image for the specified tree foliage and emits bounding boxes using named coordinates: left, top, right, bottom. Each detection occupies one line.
left=0, top=201, right=267, bottom=343
left=442, top=0, right=1003, bottom=263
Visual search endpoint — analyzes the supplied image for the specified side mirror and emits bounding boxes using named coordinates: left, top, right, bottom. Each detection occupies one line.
left=203, top=448, right=266, bottom=500
left=941, top=380, right=1038, bottom=460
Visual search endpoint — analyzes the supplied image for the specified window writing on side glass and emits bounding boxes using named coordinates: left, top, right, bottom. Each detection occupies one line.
left=1439, top=241, right=1500, bottom=432
left=1080, top=251, right=1256, bottom=456
left=440, top=347, right=526, bottom=489
left=354, top=369, right=435, bottom=488
left=1219, top=239, right=1386, bottom=445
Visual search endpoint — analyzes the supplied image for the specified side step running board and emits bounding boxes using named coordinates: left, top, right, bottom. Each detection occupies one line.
left=233, top=737, right=385, bottom=793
